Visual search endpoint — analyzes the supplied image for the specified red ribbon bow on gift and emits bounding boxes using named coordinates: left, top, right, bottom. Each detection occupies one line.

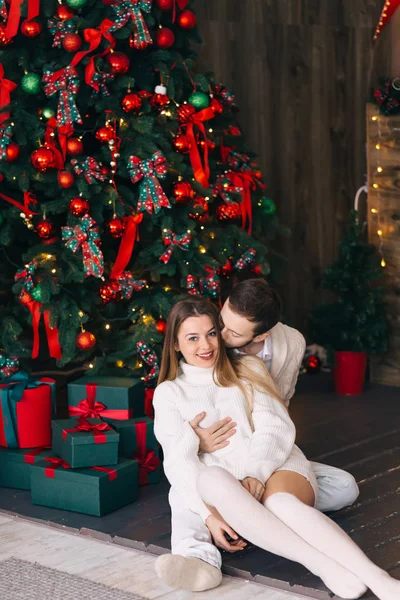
left=44, top=456, right=71, bottom=478
left=62, top=418, right=112, bottom=444
left=180, top=107, right=215, bottom=188
left=68, top=384, right=132, bottom=420
left=133, top=420, right=160, bottom=484
left=0, top=64, right=17, bottom=126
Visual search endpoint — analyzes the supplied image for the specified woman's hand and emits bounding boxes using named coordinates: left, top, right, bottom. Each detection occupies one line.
left=190, top=412, right=236, bottom=453
left=205, top=514, right=247, bottom=552
left=241, top=477, right=265, bottom=501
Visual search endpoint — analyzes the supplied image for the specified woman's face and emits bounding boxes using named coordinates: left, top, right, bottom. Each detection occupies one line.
left=175, top=314, right=219, bottom=368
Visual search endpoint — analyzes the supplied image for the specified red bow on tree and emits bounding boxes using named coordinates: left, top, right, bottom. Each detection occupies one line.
left=0, top=64, right=17, bottom=125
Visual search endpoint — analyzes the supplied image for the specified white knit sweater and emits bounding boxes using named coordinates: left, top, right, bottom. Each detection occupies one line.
left=153, top=358, right=296, bottom=522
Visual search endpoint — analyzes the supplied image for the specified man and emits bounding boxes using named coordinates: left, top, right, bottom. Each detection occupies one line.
left=156, top=279, right=359, bottom=591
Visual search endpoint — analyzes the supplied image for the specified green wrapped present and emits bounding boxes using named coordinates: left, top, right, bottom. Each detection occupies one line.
left=0, top=446, right=54, bottom=490
left=67, top=376, right=145, bottom=422
left=52, top=418, right=119, bottom=468
left=31, top=457, right=139, bottom=516
left=108, top=417, right=161, bottom=485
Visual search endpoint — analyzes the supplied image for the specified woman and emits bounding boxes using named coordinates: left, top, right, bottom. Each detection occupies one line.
left=153, top=296, right=399, bottom=599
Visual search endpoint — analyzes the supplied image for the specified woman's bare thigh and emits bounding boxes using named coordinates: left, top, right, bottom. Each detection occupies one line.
left=262, top=470, right=315, bottom=506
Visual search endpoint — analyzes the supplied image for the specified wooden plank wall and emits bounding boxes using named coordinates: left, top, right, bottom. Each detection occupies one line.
left=196, top=0, right=383, bottom=331
left=367, top=103, right=400, bottom=386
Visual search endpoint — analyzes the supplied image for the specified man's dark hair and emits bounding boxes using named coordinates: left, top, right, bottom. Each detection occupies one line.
left=228, top=278, right=282, bottom=336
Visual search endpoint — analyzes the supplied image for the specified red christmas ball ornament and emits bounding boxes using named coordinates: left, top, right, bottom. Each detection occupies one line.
left=151, top=93, right=170, bottom=109
left=122, top=93, right=142, bottom=113
left=189, top=197, right=209, bottom=222
left=156, top=0, right=173, bottom=10
left=6, top=142, right=20, bottom=162
left=210, top=98, right=223, bottom=115
left=252, top=264, right=263, bottom=275
left=177, top=9, right=196, bottom=29
left=36, top=219, right=55, bottom=239
left=56, top=4, right=75, bottom=19
left=172, top=133, right=191, bottom=154
left=66, top=137, right=83, bottom=156
left=58, top=170, right=75, bottom=188
left=105, top=217, right=125, bottom=238
left=76, top=331, right=96, bottom=350
left=156, top=319, right=167, bottom=334
left=19, top=291, right=33, bottom=305
left=172, top=181, right=195, bottom=203
left=96, top=126, right=114, bottom=143
left=31, top=147, right=55, bottom=172
left=99, top=281, right=122, bottom=303
left=216, top=203, right=241, bottom=222
left=106, top=51, right=130, bottom=75
left=0, top=24, right=12, bottom=47
left=62, top=32, right=82, bottom=52
left=177, top=103, right=196, bottom=123
left=69, top=196, right=90, bottom=217
left=21, top=19, right=42, bottom=38
left=100, top=165, right=109, bottom=177
left=155, top=27, right=175, bottom=49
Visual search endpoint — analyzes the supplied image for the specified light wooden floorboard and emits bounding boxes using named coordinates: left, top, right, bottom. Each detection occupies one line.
left=0, top=516, right=307, bottom=600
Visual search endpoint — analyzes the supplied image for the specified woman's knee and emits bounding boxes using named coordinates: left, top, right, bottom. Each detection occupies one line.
left=262, top=471, right=315, bottom=507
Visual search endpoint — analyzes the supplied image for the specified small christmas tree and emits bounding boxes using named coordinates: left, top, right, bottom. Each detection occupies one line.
left=0, top=0, right=285, bottom=384
left=310, top=210, right=388, bottom=356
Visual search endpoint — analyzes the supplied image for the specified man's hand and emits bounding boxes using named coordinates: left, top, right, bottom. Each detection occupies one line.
left=205, top=514, right=246, bottom=552
left=241, top=477, right=265, bottom=502
left=190, top=412, right=236, bottom=453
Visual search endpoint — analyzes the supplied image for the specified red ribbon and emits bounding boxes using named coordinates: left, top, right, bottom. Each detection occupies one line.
left=62, top=418, right=112, bottom=444
left=24, top=445, right=51, bottom=464
left=68, top=384, right=132, bottom=420
left=24, top=299, right=62, bottom=360
left=84, top=20, right=116, bottom=87
left=181, top=107, right=215, bottom=188
left=144, top=388, right=154, bottom=419
left=44, top=456, right=71, bottom=478
left=110, top=214, right=143, bottom=280
left=172, top=0, right=189, bottom=21
left=227, top=171, right=264, bottom=236
left=5, top=0, right=40, bottom=40
left=45, top=117, right=74, bottom=166
left=133, top=421, right=160, bottom=484
left=0, top=191, right=38, bottom=218
left=91, top=465, right=117, bottom=481
left=0, top=64, right=17, bottom=125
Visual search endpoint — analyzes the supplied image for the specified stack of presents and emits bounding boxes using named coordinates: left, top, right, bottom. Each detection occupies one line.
left=0, top=373, right=160, bottom=516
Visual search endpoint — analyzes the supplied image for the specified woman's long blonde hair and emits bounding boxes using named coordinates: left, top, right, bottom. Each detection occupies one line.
left=158, top=296, right=285, bottom=426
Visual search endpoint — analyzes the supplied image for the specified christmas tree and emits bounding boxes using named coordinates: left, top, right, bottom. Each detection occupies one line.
left=0, top=0, right=284, bottom=383
left=310, top=210, right=388, bottom=357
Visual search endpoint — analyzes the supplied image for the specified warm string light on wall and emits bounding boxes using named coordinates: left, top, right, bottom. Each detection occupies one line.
left=370, top=111, right=387, bottom=267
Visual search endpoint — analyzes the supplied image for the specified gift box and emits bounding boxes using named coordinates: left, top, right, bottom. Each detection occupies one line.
left=52, top=418, right=119, bottom=468
left=31, top=457, right=139, bottom=516
left=0, top=373, right=56, bottom=448
left=67, top=376, right=145, bottom=422
left=108, top=417, right=161, bottom=485
left=0, top=446, right=54, bottom=490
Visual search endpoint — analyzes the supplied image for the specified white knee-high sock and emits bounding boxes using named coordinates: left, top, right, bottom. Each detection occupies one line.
left=266, top=492, right=400, bottom=600
left=197, top=467, right=366, bottom=599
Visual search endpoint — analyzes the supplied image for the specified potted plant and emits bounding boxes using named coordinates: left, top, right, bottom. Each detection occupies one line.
left=310, top=210, right=388, bottom=395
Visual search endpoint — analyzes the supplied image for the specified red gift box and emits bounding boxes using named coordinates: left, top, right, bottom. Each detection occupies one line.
left=0, top=375, right=55, bottom=448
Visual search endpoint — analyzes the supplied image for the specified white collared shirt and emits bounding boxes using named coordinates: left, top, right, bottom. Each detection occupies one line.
left=235, top=336, right=273, bottom=371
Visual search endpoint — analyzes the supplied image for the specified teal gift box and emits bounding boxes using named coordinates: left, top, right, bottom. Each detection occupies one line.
left=0, top=446, right=55, bottom=490
left=67, top=376, right=145, bottom=422
left=31, top=457, right=139, bottom=516
left=108, top=417, right=161, bottom=485
left=52, top=418, right=119, bottom=468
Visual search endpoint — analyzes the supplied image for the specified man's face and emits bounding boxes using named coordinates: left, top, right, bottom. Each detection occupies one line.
left=219, top=299, right=256, bottom=349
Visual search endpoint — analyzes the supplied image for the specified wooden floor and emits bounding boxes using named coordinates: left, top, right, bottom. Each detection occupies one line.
left=0, top=374, right=399, bottom=599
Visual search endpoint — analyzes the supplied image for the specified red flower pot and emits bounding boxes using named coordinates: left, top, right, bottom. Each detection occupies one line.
left=333, top=351, right=368, bottom=396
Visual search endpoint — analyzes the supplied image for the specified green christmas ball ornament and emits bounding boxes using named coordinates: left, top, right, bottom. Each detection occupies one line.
left=42, top=106, right=55, bottom=120
left=259, top=197, right=276, bottom=215
left=30, top=285, right=44, bottom=302
left=21, top=72, right=41, bottom=95
left=66, top=0, right=87, bottom=9
left=188, top=91, right=210, bottom=110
